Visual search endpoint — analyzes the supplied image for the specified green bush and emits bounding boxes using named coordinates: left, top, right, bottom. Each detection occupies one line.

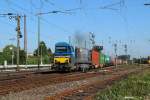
left=27, top=57, right=38, bottom=64
left=27, top=55, right=53, bottom=65
left=95, top=70, right=150, bottom=100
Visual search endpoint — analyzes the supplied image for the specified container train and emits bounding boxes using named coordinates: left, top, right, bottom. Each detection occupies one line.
left=52, top=42, right=113, bottom=72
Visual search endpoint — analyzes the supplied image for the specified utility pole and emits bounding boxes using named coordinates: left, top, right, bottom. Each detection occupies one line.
left=37, top=16, right=40, bottom=70
left=69, top=36, right=71, bottom=45
left=9, top=14, right=22, bottom=71
left=9, top=47, right=14, bottom=65
left=140, top=56, right=142, bottom=64
left=40, top=44, right=43, bottom=65
left=35, top=10, right=75, bottom=69
left=85, top=40, right=87, bottom=49
left=24, top=15, right=27, bottom=67
left=16, top=15, right=21, bottom=71
left=124, top=44, right=128, bottom=64
left=114, top=43, right=117, bottom=67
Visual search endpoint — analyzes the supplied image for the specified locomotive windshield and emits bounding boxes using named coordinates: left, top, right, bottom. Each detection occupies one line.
left=55, top=46, right=73, bottom=53
left=55, top=46, right=67, bottom=53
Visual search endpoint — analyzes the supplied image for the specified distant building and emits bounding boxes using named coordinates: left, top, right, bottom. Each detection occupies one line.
left=27, top=53, right=34, bottom=57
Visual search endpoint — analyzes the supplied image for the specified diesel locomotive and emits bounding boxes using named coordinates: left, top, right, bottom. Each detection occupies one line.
left=52, top=42, right=76, bottom=71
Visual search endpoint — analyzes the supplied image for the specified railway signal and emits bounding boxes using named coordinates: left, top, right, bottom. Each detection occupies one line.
left=12, top=15, right=22, bottom=71
left=89, top=32, right=95, bottom=48
left=24, top=15, right=27, bottom=68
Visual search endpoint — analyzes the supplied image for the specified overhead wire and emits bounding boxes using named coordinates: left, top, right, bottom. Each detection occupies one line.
left=4, top=0, right=128, bottom=30
left=3, top=0, right=129, bottom=40
left=44, top=0, right=55, bottom=6
left=0, top=0, right=18, bottom=26
left=40, top=17, right=72, bottom=34
left=3, top=0, right=39, bottom=44
left=29, top=0, right=75, bottom=34
left=5, top=0, right=73, bottom=39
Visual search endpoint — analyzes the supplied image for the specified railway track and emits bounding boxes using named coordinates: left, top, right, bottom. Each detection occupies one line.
left=45, top=65, right=150, bottom=100
left=0, top=65, right=148, bottom=98
left=0, top=65, right=115, bottom=82
left=0, top=67, right=113, bottom=95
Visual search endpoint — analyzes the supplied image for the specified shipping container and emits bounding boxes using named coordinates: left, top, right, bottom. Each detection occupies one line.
left=91, top=50, right=99, bottom=68
left=105, top=55, right=110, bottom=66
left=117, top=59, right=122, bottom=65
left=99, top=53, right=105, bottom=67
left=75, top=47, right=91, bottom=71
left=110, top=57, right=122, bottom=65
left=110, top=57, right=115, bottom=65
left=75, top=47, right=91, bottom=64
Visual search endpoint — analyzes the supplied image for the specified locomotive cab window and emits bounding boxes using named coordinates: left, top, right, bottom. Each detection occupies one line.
left=55, top=46, right=73, bottom=53
left=55, top=46, right=67, bottom=53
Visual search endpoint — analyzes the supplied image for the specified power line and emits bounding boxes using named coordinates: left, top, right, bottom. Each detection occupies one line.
left=44, top=0, right=55, bottom=6
left=4, top=0, right=74, bottom=37
left=98, top=0, right=125, bottom=11
left=40, top=0, right=44, bottom=10
left=100, top=0, right=125, bottom=9
left=5, top=0, right=34, bottom=16
left=41, top=17, right=72, bottom=33
left=4, top=1, right=44, bottom=32
left=5, top=1, right=74, bottom=33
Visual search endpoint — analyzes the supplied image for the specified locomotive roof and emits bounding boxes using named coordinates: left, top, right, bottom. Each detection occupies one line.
left=55, top=42, right=71, bottom=47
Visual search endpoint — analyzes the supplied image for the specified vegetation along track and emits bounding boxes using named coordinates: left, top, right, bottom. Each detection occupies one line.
left=45, top=65, right=150, bottom=100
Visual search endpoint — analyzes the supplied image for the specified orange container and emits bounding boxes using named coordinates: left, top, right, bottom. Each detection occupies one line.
left=91, top=50, right=99, bottom=68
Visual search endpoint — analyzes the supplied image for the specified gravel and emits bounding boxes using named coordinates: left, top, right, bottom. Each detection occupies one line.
left=0, top=67, right=142, bottom=100
left=0, top=74, right=102, bottom=100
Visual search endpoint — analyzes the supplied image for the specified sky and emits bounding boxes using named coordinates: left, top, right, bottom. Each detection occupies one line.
left=0, top=0, right=150, bottom=58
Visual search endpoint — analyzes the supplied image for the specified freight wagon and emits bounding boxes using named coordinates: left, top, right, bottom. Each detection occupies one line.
left=91, top=46, right=100, bottom=68
left=75, top=47, right=91, bottom=71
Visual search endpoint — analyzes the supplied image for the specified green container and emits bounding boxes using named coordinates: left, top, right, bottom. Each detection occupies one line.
left=105, top=55, right=110, bottom=64
left=99, top=52, right=105, bottom=65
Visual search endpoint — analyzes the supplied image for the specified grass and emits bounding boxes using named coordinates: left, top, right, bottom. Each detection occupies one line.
left=95, top=69, right=150, bottom=100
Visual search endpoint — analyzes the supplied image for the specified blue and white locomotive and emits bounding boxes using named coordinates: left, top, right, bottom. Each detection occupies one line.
left=52, top=42, right=75, bottom=71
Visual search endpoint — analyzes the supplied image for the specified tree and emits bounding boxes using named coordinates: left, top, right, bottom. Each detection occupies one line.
left=34, top=41, right=48, bottom=56
left=1, top=45, right=25, bottom=65
left=47, top=48, right=52, bottom=55
left=118, top=55, right=130, bottom=60
left=33, top=41, right=53, bottom=64
left=47, top=48, right=53, bottom=63
left=2, top=45, right=17, bottom=64
left=13, top=49, right=26, bottom=64
left=0, top=52, right=4, bottom=65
